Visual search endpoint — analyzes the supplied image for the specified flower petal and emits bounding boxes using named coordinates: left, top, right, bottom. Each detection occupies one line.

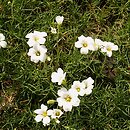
left=35, top=115, right=43, bottom=122
left=75, top=41, right=82, bottom=48
left=43, top=116, right=50, bottom=126
left=41, top=104, right=47, bottom=111
left=0, top=41, right=7, bottom=48
left=57, top=87, right=67, bottom=96
left=80, top=47, right=88, bottom=54
left=34, top=109, right=43, bottom=115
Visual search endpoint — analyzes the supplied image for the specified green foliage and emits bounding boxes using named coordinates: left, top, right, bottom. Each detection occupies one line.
left=0, top=0, right=130, bottom=129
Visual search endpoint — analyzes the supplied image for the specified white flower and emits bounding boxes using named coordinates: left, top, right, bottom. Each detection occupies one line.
left=51, top=68, right=66, bottom=85
left=93, top=38, right=104, bottom=51
left=82, top=77, right=94, bottom=95
left=101, top=41, right=118, bottom=57
left=57, top=88, right=80, bottom=112
left=71, top=81, right=86, bottom=96
left=25, top=30, right=47, bottom=47
left=55, top=16, right=64, bottom=25
left=51, top=109, right=63, bottom=119
left=27, top=44, right=47, bottom=63
left=0, top=33, right=7, bottom=48
left=75, top=35, right=94, bottom=54
left=51, top=27, right=57, bottom=34
left=34, top=104, right=53, bottom=126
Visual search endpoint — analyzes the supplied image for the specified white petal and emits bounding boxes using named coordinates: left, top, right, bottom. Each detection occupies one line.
left=57, top=68, right=64, bottom=75
left=79, top=89, right=85, bottom=96
left=0, top=41, right=7, bottom=48
left=40, top=32, right=47, bottom=37
left=80, top=47, right=89, bottom=54
left=63, top=103, right=72, bottom=112
left=72, top=97, right=80, bottom=106
left=107, top=51, right=112, bottom=57
left=39, top=53, right=47, bottom=62
left=47, top=110, right=53, bottom=116
left=69, top=89, right=78, bottom=97
left=41, top=104, right=47, bottom=111
left=27, top=39, right=36, bottom=47
left=57, top=97, right=64, bottom=107
left=75, top=41, right=82, bottom=48
left=85, top=88, right=92, bottom=95
left=35, top=115, right=43, bottom=122
left=25, top=32, right=33, bottom=38
left=27, top=48, right=35, bottom=56
left=51, top=72, right=58, bottom=82
left=57, top=88, right=67, bottom=96
left=101, top=47, right=107, bottom=52
left=43, top=116, right=50, bottom=126
left=78, top=35, right=86, bottom=41
left=30, top=56, right=39, bottom=63
left=0, top=33, right=5, bottom=41
left=86, top=77, right=94, bottom=85
left=112, top=45, right=118, bottom=51
left=38, top=38, right=46, bottom=44
left=34, top=109, right=43, bottom=115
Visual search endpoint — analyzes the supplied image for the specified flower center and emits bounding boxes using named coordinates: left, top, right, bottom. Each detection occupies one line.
left=65, top=95, right=72, bottom=102
left=34, top=36, right=39, bottom=42
left=76, top=87, right=80, bottom=92
left=42, top=111, right=47, bottom=117
left=83, top=42, right=88, bottom=47
left=35, top=51, right=40, bottom=56
left=55, top=111, right=60, bottom=116
left=107, top=47, right=111, bottom=51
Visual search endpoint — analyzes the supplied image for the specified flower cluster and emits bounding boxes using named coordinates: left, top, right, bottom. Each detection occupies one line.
left=50, top=16, right=64, bottom=34
left=34, top=104, right=63, bottom=126
left=34, top=68, right=94, bottom=125
left=0, top=33, right=7, bottom=48
left=32, top=16, right=118, bottom=127
left=25, top=31, right=48, bottom=63
left=26, top=16, right=64, bottom=63
left=75, top=35, right=118, bottom=57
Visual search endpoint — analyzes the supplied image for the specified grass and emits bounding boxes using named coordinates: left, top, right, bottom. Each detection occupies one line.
left=0, top=0, right=130, bottom=129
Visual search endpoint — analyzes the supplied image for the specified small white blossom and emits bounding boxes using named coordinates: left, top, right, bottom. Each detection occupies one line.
left=71, top=81, right=86, bottom=96
left=51, top=109, right=63, bottom=119
left=101, top=41, right=118, bottom=57
left=55, top=16, right=64, bottom=25
left=57, top=88, right=80, bottom=112
left=51, top=68, right=66, bottom=85
left=75, top=35, right=94, bottom=54
left=0, top=33, right=7, bottom=48
left=51, top=27, right=57, bottom=34
left=82, top=77, right=94, bottom=95
left=26, top=30, right=47, bottom=47
left=34, top=104, right=53, bottom=126
left=27, top=44, right=47, bottom=63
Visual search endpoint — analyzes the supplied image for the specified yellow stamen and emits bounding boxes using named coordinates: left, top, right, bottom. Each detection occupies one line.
left=65, top=95, right=72, bottom=102
left=35, top=51, right=40, bottom=56
left=76, top=87, right=80, bottom=92
left=107, top=47, right=111, bottom=51
left=83, top=43, right=88, bottom=47
left=55, top=111, right=60, bottom=116
left=42, top=111, right=47, bottom=117
left=34, top=37, right=39, bottom=42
